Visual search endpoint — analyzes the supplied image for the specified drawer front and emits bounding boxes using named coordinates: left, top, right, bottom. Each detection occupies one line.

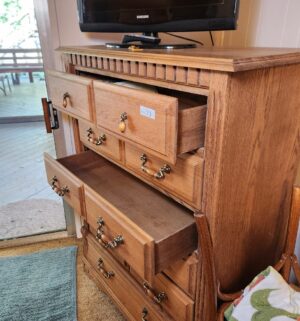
left=93, top=80, right=179, bottom=164
left=124, top=144, right=204, bottom=209
left=84, top=234, right=182, bottom=321
left=44, top=153, right=84, bottom=215
left=78, top=120, right=122, bottom=162
left=46, top=70, right=94, bottom=122
left=85, top=185, right=156, bottom=283
left=164, top=254, right=198, bottom=299
left=130, top=268, right=194, bottom=321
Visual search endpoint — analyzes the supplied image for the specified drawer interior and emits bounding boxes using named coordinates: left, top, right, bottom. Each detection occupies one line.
left=78, top=70, right=207, bottom=110
left=58, top=150, right=196, bottom=243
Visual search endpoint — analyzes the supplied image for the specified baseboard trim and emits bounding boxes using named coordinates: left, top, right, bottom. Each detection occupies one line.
left=0, top=115, right=44, bottom=124
left=0, top=231, right=71, bottom=249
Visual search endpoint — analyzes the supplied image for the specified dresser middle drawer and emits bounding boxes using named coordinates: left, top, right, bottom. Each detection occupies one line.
left=124, top=144, right=204, bottom=209
left=84, top=183, right=197, bottom=285
left=46, top=70, right=94, bottom=122
left=78, top=120, right=122, bottom=162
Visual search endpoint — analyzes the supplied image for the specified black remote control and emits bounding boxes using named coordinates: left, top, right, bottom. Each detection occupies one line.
left=122, top=34, right=161, bottom=44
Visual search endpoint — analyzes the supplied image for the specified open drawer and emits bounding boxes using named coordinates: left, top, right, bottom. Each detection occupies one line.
left=46, top=70, right=94, bottom=122
left=94, top=80, right=207, bottom=164
left=44, top=150, right=197, bottom=284
left=44, top=153, right=85, bottom=215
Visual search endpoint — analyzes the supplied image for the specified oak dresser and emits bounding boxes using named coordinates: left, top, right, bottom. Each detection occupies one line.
left=43, top=46, right=300, bottom=321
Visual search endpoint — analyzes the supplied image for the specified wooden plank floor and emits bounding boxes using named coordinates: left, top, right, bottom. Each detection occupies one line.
left=0, top=78, right=46, bottom=117
left=0, top=122, right=66, bottom=240
left=0, top=122, right=60, bottom=205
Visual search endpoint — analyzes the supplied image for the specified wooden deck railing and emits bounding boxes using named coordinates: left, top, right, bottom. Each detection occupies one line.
left=0, top=48, right=44, bottom=84
left=0, top=48, right=43, bottom=67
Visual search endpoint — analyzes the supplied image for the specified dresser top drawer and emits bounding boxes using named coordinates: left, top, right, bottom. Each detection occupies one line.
left=46, top=70, right=94, bottom=122
left=94, top=80, right=207, bottom=164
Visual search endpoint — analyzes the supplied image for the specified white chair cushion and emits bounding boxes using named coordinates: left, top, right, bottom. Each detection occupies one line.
left=225, top=266, right=300, bottom=321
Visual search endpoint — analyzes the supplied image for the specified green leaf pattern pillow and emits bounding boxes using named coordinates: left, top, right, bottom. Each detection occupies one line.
left=225, top=266, right=300, bottom=321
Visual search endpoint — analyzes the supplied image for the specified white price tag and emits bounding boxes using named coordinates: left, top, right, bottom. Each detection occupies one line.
left=140, top=106, right=156, bottom=120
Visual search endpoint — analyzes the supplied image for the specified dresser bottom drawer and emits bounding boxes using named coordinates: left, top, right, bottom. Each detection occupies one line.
left=83, top=234, right=174, bottom=321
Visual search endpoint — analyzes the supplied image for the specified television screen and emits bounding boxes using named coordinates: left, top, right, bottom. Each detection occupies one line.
left=78, top=0, right=239, bottom=33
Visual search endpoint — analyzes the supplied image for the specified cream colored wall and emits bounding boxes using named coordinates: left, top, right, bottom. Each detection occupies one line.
left=220, top=0, right=300, bottom=48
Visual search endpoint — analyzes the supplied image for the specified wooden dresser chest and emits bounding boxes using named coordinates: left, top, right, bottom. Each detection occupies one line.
left=43, top=46, right=300, bottom=321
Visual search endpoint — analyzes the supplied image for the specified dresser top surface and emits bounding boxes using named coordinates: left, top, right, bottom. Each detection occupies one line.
left=58, top=45, right=300, bottom=72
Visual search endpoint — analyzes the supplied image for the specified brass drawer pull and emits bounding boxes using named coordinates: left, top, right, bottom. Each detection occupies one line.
left=140, top=154, right=171, bottom=180
left=141, top=308, right=148, bottom=321
left=87, top=128, right=106, bottom=146
left=143, top=282, right=168, bottom=305
left=50, top=176, right=69, bottom=197
left=62, top=92, right=70, bottom=108
left=97, top=258, right=115, bottom=279
left=96, top=217, right=124, bottom=249
left=119, top=112, right=127, bottom=133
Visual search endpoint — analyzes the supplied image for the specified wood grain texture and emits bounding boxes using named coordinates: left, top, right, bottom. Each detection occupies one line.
left=178, top=105, right=207, bottom=155
left=194, top=213, right=217, bottom=321
left=75, top=65, right=210, bottom=96
left=58, top=46, right=300, bottom=72
left=44, top=152, right=85, bottom=216
left=93, top=79, right=207, bottom=164
left=163, top=253, right=198, bottom=299
left=85, top=185, right=155, bottom=284
left=93, top=79, right=179, bottom=164
left=203, top=64, right=300, bottom=291
left=124, top=143, right=204, bottom=209
left=54, top=150, right=197, bottom=283
left=83, top=233, right=174, bottom=321
left=46, top=70, right=94, bottom=122
left=129, top=266, right=195, bottom=321
left=78, top=120, right=122, bottom=162
left=282, top=185, right=300, bottom=280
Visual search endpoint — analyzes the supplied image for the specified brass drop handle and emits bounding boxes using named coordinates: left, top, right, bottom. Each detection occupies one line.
left=141, top=308, right=148, bottom=321
left=119, top=112, right=127, bottom=133
left=97, top=258, right=115, bottom=279
left=140, top=154, right=171, bottom=180
left=96, top=217, right=124, bottom=249
left=62, top=92, right=70, bottom=108
left=87, top=128, right=106, bottom=146
left=143, top=282, right=168, bottom=305
left=50, top=176, right=69, bottom=197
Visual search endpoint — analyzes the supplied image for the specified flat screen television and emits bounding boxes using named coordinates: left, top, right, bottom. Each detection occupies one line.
left=77, top=0, right=239, bottom=33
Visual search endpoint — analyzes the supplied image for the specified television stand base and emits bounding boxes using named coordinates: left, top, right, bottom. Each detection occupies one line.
left=106, top=32, right=197, bottom=49
left=105, top=43, right=196, bottom=49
